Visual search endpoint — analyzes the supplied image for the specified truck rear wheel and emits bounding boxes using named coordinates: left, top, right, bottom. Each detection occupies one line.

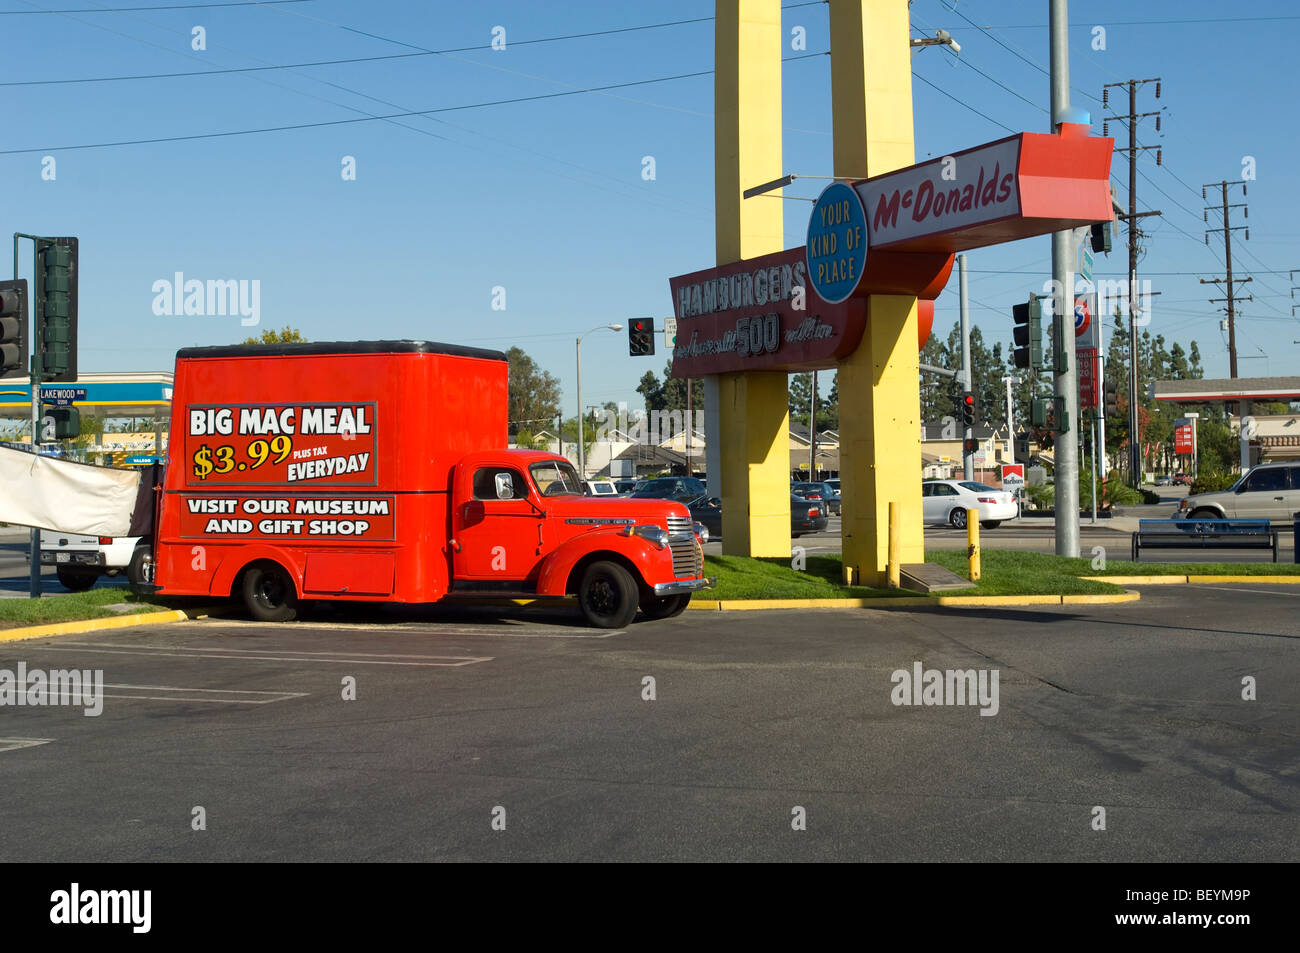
left=241, top=561, right=299, bottom=622
left=56, top=567, right=97, bottom=592
left=577, top=560, right=638, bottom=629
left=640, top=593, right=690, bottom=619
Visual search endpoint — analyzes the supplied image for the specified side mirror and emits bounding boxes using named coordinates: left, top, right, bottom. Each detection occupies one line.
left=495, top=472, right=515, bottom=500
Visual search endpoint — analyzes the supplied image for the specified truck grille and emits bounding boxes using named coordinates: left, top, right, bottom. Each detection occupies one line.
left=666, top=516, right=701, bottom=578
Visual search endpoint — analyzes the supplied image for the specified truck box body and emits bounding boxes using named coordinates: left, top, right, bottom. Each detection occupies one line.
left=156, top=341, right=508, bottom=603
left=153, top=340, right=711, bottom=626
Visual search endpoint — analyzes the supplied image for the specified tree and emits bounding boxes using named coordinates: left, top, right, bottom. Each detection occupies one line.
left=659, top=361, right=703, bottom=413
left=637, top=371, right=665, bottom=416
left=788, top=371, right=836, bottom=431
left=242, top=326, right=305, bottom=345
left=505, top=346, right=562, bottom=436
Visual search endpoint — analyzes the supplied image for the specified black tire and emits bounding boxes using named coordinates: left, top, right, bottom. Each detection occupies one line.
left=127, top=543, right=153, bottom=586
left=241, top=561, right=298, bottom=622
left=640, top=593, right=690, bottom=620
left=56, top=567, right=97, bottom=592
left=577, top=560, right=639, bottom=629
left=949, top=508, right=968, bottom=529
left=980, top=520, right=1001, bottom=530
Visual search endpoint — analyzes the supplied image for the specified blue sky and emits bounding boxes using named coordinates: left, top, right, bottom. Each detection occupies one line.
left=4, top=0, right=1297, bottom=423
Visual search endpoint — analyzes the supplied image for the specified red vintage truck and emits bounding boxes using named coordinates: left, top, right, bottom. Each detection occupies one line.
left=145, top=340, right=712, bottom=627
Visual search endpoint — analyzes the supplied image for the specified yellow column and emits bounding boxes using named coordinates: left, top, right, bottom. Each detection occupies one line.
left=714, top=0, right=789, bottom=557
left=830, top=0, right=923, bottom=586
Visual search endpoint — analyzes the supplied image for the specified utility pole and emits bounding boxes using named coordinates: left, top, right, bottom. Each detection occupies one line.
left=1003, top=374, right=1015, bottom=443
left=1049, top=0, right=1080, bottom=557
left=809, top=370, right=818, bottom=478
left=1199, top=180, right=1252, bottom=378
left=959, top=254, right=973, bottom=481
left=1102, top=77, right=1162, bottom=487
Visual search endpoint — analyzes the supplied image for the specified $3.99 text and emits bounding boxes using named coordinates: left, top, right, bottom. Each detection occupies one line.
left=193, top=436, right=293, bottom=480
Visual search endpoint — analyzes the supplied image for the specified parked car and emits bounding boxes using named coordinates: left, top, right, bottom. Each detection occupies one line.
left=921, top=480, right=1017, bottom=529
left=613, top=480, right=638, bottom=495
left=582, top=479, right=619, bottom=497
left=792, top=481, right=840, bottom=516
left=1172, top=471, right=1192, bottom=486
left=790, top=495, right=829, bottom=536
left=629, top=476, right=709, bottom=504
left=1175, top=462, right=1300, bottom=523
left=1154, top=474, right=1172, bottom=486
left=683, top=495, right=827, bottom=539
left=40, top=530, right=151, bottom=591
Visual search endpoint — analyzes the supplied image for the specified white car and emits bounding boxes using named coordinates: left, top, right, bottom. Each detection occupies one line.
left=922, top=480, right=1017, bottom=529
left=40, top=530, right=150, bottom=591
left=582, top=479, right=620, bottom=497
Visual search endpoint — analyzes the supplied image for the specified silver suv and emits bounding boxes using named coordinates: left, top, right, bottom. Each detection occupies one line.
left=1175, top=463, right=1300, bottom=524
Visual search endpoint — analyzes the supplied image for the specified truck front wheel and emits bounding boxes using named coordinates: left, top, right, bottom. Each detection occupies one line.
left=577, top=561, right=639, bottom=629
left=241, top=561, right=299, bottom=622
left=640, top=593, right=690, bottom=619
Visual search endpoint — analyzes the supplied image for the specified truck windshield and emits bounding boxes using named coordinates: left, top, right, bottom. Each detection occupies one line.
left=530, top=460, right=583, bottom=497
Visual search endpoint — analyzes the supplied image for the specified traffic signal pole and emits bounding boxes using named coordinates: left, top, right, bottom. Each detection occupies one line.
left=959, top=254, right=973, bottom=481
left=1049, top=0, right=1080, bottom=557
left=15, top=233, right=41, bottom=598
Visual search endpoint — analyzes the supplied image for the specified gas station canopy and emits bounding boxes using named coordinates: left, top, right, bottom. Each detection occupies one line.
left=0, top=372, right=174, bottom=419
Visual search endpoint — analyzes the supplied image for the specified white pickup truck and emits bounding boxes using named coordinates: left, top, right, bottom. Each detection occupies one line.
left=40, top=530, right=150, bottom=591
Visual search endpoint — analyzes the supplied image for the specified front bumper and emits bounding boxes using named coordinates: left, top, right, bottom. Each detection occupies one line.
left=654, top=576, right=716, bottom=596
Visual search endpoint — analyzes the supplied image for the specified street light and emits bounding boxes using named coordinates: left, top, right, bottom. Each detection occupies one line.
left=576, top=324, right=622, bottom=479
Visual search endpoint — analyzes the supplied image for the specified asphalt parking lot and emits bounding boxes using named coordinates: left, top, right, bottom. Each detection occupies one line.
left=2, top=586, right=1296, bottom=862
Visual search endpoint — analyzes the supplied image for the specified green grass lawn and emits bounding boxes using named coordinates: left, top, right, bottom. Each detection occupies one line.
left=704, top=547, right=1300, bottom=602
left=0, top=588, right=168, bottom=629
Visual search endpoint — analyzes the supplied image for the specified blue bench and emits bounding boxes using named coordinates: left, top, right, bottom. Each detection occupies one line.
left=1132, top=519, right=1279, bottom=562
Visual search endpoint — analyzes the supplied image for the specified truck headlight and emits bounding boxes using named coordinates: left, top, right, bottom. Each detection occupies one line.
left=626, top=524, right=669, bottom=549
left=693, top=521, right=708, bottom=544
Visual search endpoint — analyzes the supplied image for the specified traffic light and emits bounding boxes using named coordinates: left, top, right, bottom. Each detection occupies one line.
left=960, top=391, right=977, bottom=428
left=36, top=237, right=78, bottom=383
left=42, top=406, right=80, bottom=441
left=1012, top=295, right=1042, bottom=370
left=962, top=437, right=978, bottom=454
left=1104, top=380, right=1119, bottom=416
left=0, top=279, right=29, bottom=380
left=628, top=317, right=655, bottom=357
left=1090, top=220, right=1113, bottom=255
left=1031, top=397, right=1049, bottom=428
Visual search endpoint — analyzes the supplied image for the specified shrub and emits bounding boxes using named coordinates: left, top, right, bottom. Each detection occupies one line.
left=1191, top=470, right=1238, bottom=495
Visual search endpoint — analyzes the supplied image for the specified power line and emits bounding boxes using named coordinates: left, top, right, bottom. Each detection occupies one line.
left=0, top=0, right=310, bottom=12
left=0, top=14, right=719, bottom=86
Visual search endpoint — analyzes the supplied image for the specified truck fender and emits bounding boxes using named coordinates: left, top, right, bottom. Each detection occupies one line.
left=534, top=530, right=664, bottom=597
left=209, top=544, right=305, bottom=598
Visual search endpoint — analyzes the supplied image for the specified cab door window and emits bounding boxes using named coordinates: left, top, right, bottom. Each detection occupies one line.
left=473, top=467, right=526, bottom=501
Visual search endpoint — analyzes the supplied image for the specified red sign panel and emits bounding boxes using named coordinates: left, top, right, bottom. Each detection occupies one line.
left=1077, top=347, right=1100, bottom=410
left=178, top=494, right=396, bottom=541
left=1001, top=463, right=1025, bottom=486
left=183, top=402, right=377, bottom=488
left=1175, top=424, right=1194, bottom=455
left=855, top=125, right=1115, bottom=255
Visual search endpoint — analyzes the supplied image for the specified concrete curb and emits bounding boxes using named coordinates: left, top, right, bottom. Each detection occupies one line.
left=1085, top=574, right=1300, bottom=586
left=686, top=590, right=1140, bottom=611
left=0, top=608, right=191, bottom=644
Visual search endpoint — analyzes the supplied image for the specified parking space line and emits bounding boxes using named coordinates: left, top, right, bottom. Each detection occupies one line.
left=189, top=619, right=622, bottom=638
left=28, top=644, right=492, bottom=667
left=0, top=737, right=55, bottom=753
left=1190, top=585, right=1300, bottom=597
